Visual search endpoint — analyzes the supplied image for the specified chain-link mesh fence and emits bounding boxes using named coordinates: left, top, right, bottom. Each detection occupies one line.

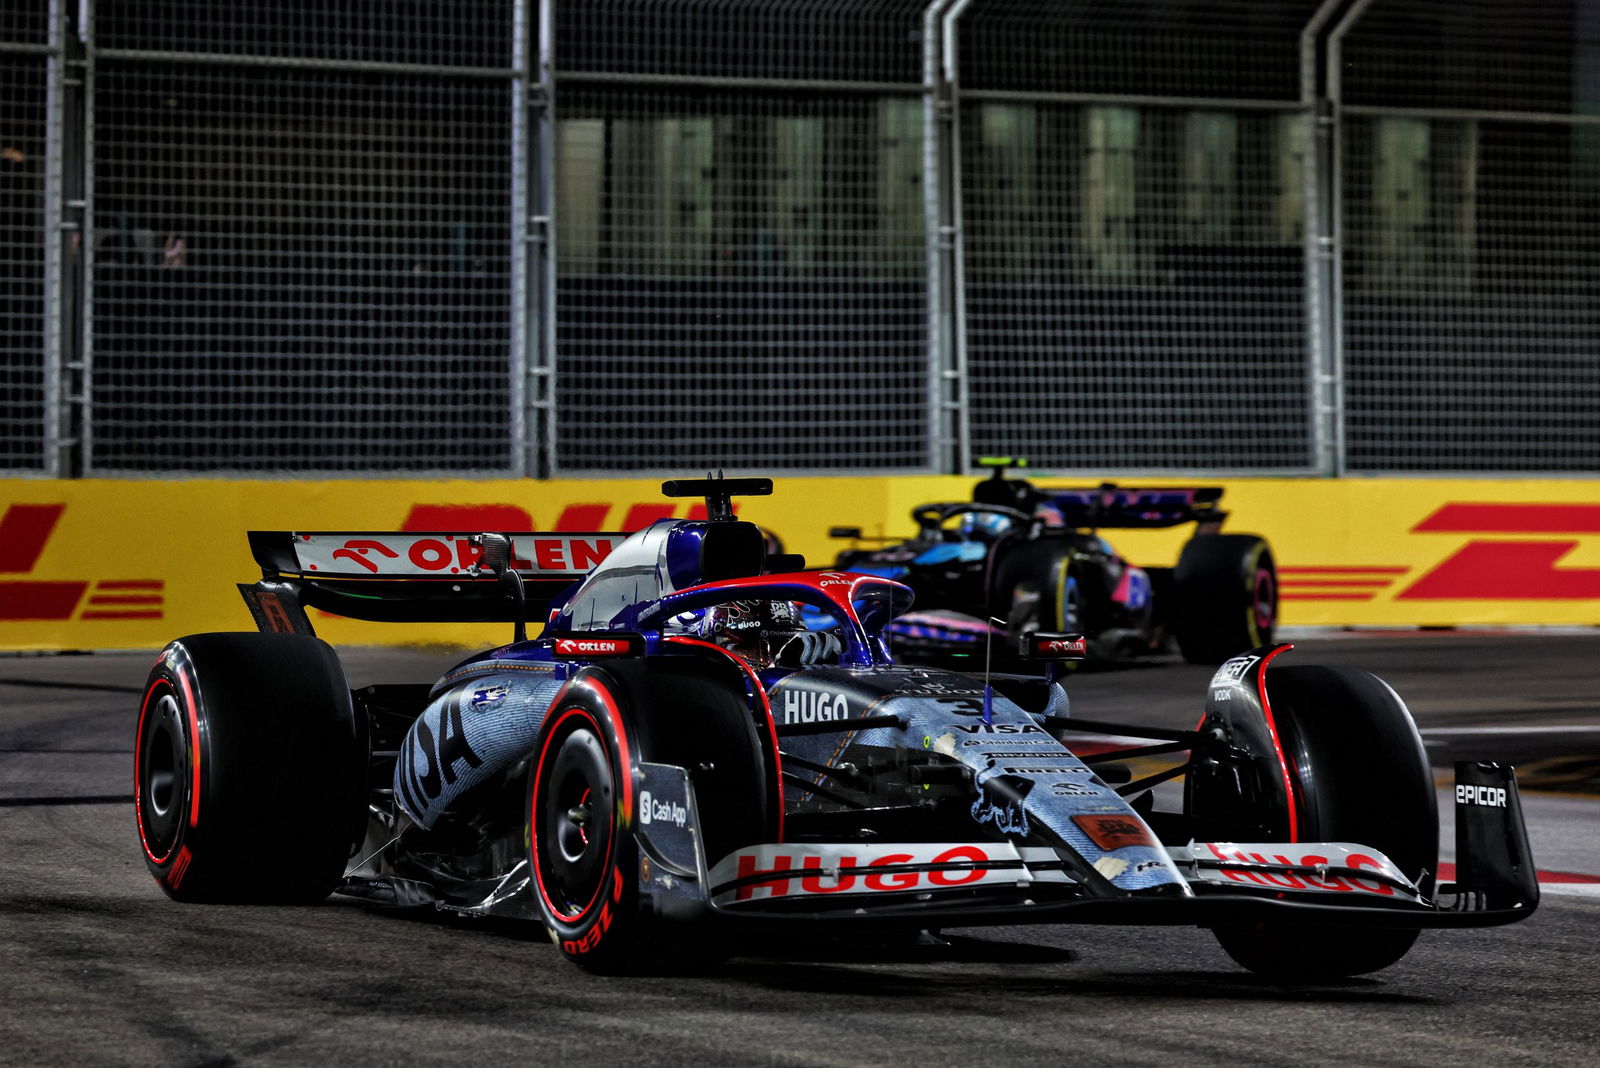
left=958, top=1, right=1322, bottom=473
left=551, top=1, right=933, bottom=473
left=93, top=0, right=513, bottom=68
left=552, top=86, right=930, bottom=473
left=85, top=2, right=517, bottom=474
left=1, top=34, right=49, bottom=472
left=4, top=1, right=1598, bottom=478
left=1339, top=0, right=1600, bottom=473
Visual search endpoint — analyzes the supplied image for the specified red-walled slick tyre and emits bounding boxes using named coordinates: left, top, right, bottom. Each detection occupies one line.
left=134, top=633, right=364, bottom=903
left=528, top=660, right=768, bottom=973
left=530, top=688, right=634, bottom=967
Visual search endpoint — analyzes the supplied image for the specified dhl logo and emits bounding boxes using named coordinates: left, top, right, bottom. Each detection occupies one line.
left=0, top=504, right=165, bottom=622
left=398, top=501, right=724, bottom=533
left=1282, top=503, right=1600, bottom=602
left=4, top=495, right=1593, bottom=630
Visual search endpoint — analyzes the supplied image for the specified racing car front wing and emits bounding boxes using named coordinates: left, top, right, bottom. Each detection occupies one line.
left=633, top=760, right=1538, bottom=931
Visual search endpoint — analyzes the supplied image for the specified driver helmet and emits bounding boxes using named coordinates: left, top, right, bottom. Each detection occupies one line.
left=957, top=511, right=1013, bottom=541
left=699, top=599, right=805, bottom=668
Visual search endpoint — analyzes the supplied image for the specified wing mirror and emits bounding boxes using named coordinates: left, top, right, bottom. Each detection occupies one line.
left=471, top=533, right=527, bottom=644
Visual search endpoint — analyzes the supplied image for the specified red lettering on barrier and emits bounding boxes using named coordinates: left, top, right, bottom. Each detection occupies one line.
left=0, top=504, right=64, bottom=572
left=1401, top=503, right=1600, bottom=600
left=0, top=581, right=87, bottom=620
left=1413, top=503, right=1600, bottom=534
left=401, top=504, right=533, bottom=532
left=555, top=504, right=609, bottom=531
left=1400, top=540, right=1600, bottom=600
left=0, top=504, right=161, bottom=622
left=401, top=501, right=725, bottom=538
left=622, top=504, right=676, bottom=530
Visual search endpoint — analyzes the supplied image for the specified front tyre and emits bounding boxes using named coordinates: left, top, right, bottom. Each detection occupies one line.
left=134, top=633, right=364, bottom=903
left=1209, top=665, right=1437, bottom=980
left=530, top=692, right=633, bottom=965
left=529, top=662, right=769, bottom=973
left=1172, top=534, right=1276, bottom=664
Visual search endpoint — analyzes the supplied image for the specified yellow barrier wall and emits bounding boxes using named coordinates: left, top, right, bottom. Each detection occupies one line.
left=2, top=476, right=1596, bottom=651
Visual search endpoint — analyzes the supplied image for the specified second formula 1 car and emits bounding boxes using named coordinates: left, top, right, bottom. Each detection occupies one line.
left=134, top=477, right=1533, bottom=979
left=828, top=460, right=1277, bottom=666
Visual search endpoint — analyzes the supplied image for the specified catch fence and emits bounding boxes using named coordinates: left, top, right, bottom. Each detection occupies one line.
left=2, top=1, right=1595, bottom=477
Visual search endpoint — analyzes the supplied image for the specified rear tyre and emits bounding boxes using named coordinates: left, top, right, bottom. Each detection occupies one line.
left=1172, top=534, right=1276, bottom=664
left=134, top=633, right=364, bottom=903
left=529, top=661, right=767, bottom=973
left=1208, top=665, right=1437, bottom=980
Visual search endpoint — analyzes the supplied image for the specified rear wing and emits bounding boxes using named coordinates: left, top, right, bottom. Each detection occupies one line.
left=240, top=530, right=624, bottom=631
left=1035, top=486, right=1227, bottom=531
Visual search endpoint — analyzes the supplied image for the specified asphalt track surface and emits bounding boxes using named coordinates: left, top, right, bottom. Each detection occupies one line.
left=3, top=632, right=1598, bottom=1067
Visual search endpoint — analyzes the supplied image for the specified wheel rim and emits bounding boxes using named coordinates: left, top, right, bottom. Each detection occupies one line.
left=534, top=718, right=615, bottom=923
left=136, top=689, right=187, bottom=862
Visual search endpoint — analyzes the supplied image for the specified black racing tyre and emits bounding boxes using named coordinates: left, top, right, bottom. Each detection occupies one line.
left=1171, top=534, right=1276, bottom=664
left=1210, top=665, right=1438, bottom=980
left=529, top=660, right=768, bottom=973
left=990, top=541, right=1078, bottom=644
left=134, top=633, right=364, bottom=903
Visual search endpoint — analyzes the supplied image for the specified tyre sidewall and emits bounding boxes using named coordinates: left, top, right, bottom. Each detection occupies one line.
left=1270, top=665, right=1438, bottom=886
left=134, top=634, right=363, bottom=903
left=1209, top=664, right=1437, bottom=979
left=528, top=659, right=770, bottom=970
left=528, top=670, right=641, bottom=967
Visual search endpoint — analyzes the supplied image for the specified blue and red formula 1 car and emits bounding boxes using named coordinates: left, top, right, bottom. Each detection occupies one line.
left=829, top=460, right=1277, bottom=666
left=135, top=477, right=1535, bottom=978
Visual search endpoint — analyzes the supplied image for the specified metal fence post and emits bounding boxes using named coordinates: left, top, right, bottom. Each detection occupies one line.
left=923, top=0, right=974, bottom=475
left=41, top=0, right=66, bottom=477
left=1300, top=0, right=1362, bottom=477
left=50, top=0, right=89, bottom=477
left=515, top=0, right=556, bottom=478
left=509, top=0, right=531, bottom=477
left=1326, top=0, right=1377, bottom=478
left=535, top=0, right=557, bottom=478
left=76, top=0, right=97, bottom=476
left=25, top=0, right=84, bottom=478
